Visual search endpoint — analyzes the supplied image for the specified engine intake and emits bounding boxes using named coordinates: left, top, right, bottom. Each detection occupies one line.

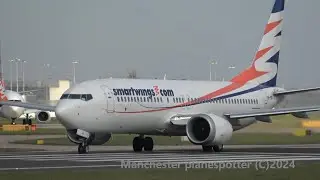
left=186, top=114, right=233, bottom=145
left=36, top=111, right=51, bottom=123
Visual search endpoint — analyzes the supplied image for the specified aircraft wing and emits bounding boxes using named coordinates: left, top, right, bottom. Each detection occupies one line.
left=225, top=106, right=320, bottom=119
left=274, top=87, right=320, bottom=96
left=0, top=101, right=55, bottom=112
left=170, top=106, right=320, bottom=126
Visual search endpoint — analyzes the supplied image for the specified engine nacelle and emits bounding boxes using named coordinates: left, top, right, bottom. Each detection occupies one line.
left=186, top=114, right=233, bottom=145
left=67, top=130, right=112, bottom=145
left=36, top=111, right=52, bottom=123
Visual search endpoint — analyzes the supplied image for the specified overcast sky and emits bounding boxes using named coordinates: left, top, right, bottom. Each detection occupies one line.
left=0, top=0, right=319, bottom=88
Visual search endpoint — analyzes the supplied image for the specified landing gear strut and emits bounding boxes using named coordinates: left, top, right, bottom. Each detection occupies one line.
left=11, top=118, right=16, bottom=125
left=76, top=130, right=93, bottom=154
left=22, top=114, right=32, bottom=125
left=78, top=142, right=89, bottom=154
left=202, top=144, right=224, bottom=152
left=132, top=135, right=154, bottom=152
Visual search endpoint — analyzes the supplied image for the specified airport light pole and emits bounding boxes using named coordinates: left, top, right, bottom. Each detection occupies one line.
left=8, top=59, right=14, bottom=90
left=21, top=60, right=26, bottom=92
left=209, top=60, right=218, bottom=81
left=43, top=63, right=51, bottom=101
left=15, top=58, right=20, bottom=92
left=72, top=61, right=79, bottom=85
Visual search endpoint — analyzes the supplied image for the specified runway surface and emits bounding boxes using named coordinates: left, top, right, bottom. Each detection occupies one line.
left=1, top=144, right=320, bottom=171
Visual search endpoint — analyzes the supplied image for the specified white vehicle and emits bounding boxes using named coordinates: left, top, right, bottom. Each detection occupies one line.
left=1, top=0, right=320, bottom=154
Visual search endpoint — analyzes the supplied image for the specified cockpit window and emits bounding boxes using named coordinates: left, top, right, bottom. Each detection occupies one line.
left=60, top=94, right=69, bottom=99
left=8, top=100, right=21, bottom=102
left=60, top=94, right=93, bottom=101
left=69, top=94, right=81, bottom=99
left=81, top=94, right=93, bottom=101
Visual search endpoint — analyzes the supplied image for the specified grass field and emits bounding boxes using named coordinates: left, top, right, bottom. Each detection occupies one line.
left=1, top=113, right=320, bottom=126
left=12, top=133, right=320, bottom=146
left=0, top=162, right=319, bottom=180
left=1, top=114, right=320, bottom=136
left=243, top=113, right=320, bottom=130
left=0, top=128, right=66, bottom=135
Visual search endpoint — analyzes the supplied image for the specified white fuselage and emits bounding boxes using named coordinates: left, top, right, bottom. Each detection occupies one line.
left=0, top=90, right=26, bottom=119
left=55, top=78, right=285, bottom=136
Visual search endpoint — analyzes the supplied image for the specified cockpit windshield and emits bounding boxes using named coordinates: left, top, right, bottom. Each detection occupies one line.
left=60, top=94, right=93, bottom=101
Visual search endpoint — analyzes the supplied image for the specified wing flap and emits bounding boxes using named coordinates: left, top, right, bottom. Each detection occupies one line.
left=225, top=106, right=320, bottom=119
left=0, top=101, right=55, bottom=112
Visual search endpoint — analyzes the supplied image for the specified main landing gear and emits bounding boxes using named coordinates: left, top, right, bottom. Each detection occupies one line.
left=202, top=144, right=224, bottom=152
left=132, top=135, right=154, bottom=152
left=22, top=113, right=32, bottom=125
left=10, top=114, right=32, bottom=125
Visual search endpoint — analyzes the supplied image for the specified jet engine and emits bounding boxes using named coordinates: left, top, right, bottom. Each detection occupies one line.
left=186, top=114, right=233, bottom=145
left=67, top=129, right=112, bottom=145
left=36, top=111, right=52, bottom=123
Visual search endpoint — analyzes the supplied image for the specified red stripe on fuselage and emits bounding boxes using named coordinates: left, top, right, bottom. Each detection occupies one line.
left=116, top=46, right=272, bottom=114
left=116, top=81, right=247, bottom=114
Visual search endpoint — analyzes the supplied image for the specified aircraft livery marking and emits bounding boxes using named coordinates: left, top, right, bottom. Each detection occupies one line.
left=113, top=86, right=174, bottom=97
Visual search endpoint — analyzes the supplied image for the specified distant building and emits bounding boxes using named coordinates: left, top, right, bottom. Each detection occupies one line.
left=49, top=80, right=70, bottom=101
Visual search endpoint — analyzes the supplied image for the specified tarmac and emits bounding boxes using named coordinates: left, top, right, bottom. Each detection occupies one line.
left=1, top=135, right=320, bottom=171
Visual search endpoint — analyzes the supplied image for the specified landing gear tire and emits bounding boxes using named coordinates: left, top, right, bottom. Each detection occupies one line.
left=143, top=137, right=154, bottom=152
left=132, top=136, right=154, bottom=152
left=133, top=137, right=144, bottom=152
left=78, top=144, right=89, bottom=154
left=202, top=145, right=213, bottom=152
left=11, top=118, right=16, bottom=125
left=213, top=144, right=224, bottom=152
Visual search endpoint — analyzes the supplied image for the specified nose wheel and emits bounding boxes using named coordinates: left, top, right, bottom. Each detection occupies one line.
left=132, top=136, right=154, bottom=152
left=78, top=143, right=89, bottom=154
left=11, top=118, right=16, bottom=125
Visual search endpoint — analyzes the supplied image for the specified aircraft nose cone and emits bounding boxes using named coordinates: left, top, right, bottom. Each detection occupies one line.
left=1, top=106, right=22, bottom=119
left=55, top=102, right=76, bottom=129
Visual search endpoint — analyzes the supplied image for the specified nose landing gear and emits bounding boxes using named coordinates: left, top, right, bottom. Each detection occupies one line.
left=78, top=142, right=90, bottom=154
left=76, top=129, right=93, bottom=154
left=132, top=135, right=154, bottom=152
left=11, top=118, right=16, bottom=125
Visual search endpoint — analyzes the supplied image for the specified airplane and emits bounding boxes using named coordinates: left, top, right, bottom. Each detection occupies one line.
left=2, top=0, right=320, bottom=154
left=0, top=81, right=54, bottom=124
